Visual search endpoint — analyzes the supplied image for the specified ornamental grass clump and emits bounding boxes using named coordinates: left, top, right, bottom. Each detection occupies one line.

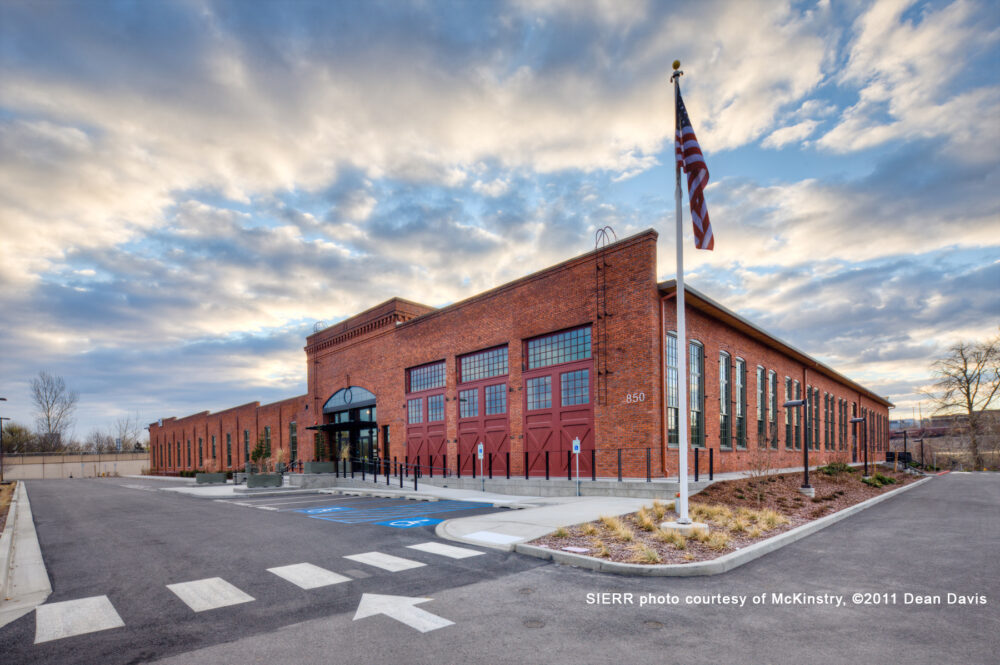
left=654, top=528, right=687, bottom=550
left=552, top=527, right=570, bottom=538
left=581, top=522, right=599, bottom=536
left=636, top=507, right=658, bottom=532
left=600, top=515, right=634, bottom=542
left=630, top=544, right=662, bottom=564
left=706, top=531, right=731, bottom=551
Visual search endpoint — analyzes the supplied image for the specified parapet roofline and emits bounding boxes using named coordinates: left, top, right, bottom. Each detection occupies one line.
left=658, top=279, right=893, bottom=409
left=394, top=228, right=659, bottom=332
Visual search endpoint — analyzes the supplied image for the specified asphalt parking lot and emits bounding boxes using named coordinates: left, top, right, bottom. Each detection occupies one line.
left=0, top=478, right=541, bottom=665
left=1, top=473, right=997, bottom=665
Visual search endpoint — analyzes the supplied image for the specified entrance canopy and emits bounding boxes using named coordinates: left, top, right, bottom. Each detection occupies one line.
left=323, top=386, right=376, bottom=413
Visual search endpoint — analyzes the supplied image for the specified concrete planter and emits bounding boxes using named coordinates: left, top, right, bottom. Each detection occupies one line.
left=303, top=462, right=335, bottom=474
left=247, top=473, right=282, bottom=488
left=195, top=472, right=228, bottom=484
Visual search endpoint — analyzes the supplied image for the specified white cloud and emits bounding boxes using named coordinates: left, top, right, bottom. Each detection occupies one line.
left=818, top=0, right=1000, bottom=160
left=762, top=119, right=820, bottom=148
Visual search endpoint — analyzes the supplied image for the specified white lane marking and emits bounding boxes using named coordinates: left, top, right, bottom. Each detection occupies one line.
left=166, top=577, right=255, bottom=612
left=343, top=552, right=425, bottom=572
left=35, top=595, right=125, bottom=644
left=406, top=542, right=484, bottom=559
left=267, top=563, right=351, bottom=589
left=462, top=530, right=523, bottom=545
left=353, top=593, right=453, bottom=633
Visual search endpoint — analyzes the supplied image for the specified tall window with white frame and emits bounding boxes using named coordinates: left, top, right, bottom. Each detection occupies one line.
left=735, top=358, right=746, bottom=449
left=812, top=388, right=820, bottom=451
left=666, top=333, right=679, bottom=448
left=794, top=381, right=802, bottom=449
left=719, top=351, right=731, bottom=450
left=768, top=370, right=778, bottom=449
left=689, top=341, right=705, bottom=447
left=756, top=366, right=766, bottom=447
left=784, top=377, right=793, bottom=449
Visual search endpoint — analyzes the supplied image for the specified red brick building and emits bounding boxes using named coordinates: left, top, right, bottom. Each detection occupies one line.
left=148, top=229, right=892, bottom=478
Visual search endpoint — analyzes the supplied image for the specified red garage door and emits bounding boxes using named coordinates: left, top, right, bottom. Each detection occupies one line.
left=456, top=346, right=510, bottom=476
left=405, top=361, right=447, bottom=474
left=523, top=327, right=594, bottom=477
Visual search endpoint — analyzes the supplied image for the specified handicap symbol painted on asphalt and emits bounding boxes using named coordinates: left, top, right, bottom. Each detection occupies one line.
left=374, top=518, right=443, bottom=529
left=296, top=506, right=349, bottom=514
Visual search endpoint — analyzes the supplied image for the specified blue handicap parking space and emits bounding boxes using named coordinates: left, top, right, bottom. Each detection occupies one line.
left=375, top=518, right=443, bottom=529
left=294, top=505, right=349, bottom=515
left=299, top=500, right=492, bottom=525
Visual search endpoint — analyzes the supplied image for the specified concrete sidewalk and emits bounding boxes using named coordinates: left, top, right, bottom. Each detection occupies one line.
left=435, top=497, right=654, bottom=550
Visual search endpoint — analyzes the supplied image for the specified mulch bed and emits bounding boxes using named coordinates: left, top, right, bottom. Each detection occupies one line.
left=531, top=466, right=920, bottom=565
left=0, top=482, right=15, bottom=533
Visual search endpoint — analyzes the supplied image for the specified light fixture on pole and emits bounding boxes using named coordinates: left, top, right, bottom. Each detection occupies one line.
left=0, top=397, right=8, bottom=483
left=850, top=416, right=868, bottom=478
left=783, top=398, right=812, bottom=496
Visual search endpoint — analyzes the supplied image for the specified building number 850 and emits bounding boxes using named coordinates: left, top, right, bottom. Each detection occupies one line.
left=624, top=392, right=646, bottom=404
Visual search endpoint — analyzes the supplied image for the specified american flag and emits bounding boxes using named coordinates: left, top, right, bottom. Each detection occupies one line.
left=675, top=88, right=714, bottom=250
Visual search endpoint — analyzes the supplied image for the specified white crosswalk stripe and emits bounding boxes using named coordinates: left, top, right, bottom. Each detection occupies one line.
left=35, top=595, right=125, bottom=644
left=268, top=563, right=351, bottom=589
left=406, top=542, right=484, bottom=559
left=166, top=577, right=255, bottom=612
left=343, top=551, right=425, bottom=572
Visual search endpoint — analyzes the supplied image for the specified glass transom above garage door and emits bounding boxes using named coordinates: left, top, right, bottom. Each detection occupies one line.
left=527, top=326, right=591, bottom=369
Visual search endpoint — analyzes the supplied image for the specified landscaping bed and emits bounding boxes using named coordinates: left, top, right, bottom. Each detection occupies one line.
left=0, top=481, right=15, bottom=532
left=531, top=464, right=920, bottom=565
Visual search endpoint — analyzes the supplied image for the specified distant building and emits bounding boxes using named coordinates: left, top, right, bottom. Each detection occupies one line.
left=149, top=229, right=892, bottom=478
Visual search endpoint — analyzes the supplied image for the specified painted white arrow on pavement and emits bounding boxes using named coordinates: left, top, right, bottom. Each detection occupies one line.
left=353, top=593, right=454, bottom=633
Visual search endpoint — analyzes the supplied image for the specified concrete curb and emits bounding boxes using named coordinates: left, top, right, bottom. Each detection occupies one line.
left=0, top=482, right=53, bottom=628
left=319, top=487, right=533, bottom=509
left=123, top=474, right=196, bottom=483
left=0, top=482, right=20, bottom=601
left=513, top=476, right=934, bottom=576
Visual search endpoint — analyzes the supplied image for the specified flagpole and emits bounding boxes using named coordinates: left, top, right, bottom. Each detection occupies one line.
left=671, top=61, right=691, bottom=524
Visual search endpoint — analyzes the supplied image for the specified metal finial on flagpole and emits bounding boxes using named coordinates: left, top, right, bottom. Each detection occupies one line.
left=672, top=59, right=681, bottom=70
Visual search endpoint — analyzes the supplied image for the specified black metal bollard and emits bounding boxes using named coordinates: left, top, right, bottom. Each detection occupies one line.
left=592, top=449, right=596, bottom=481
left=472, top=453, right=476, bottom=478
left=429, top=455, right=434, bottom=478
left=646, top=448, right=651, bottom=482
left=618, top=448, right=622, bottom=481
left=524, top=452, right=529, bottom=480
left=709, top=448, right=714, bottom=481
left=393, top=457, right=397, bottom=477
left=386, top=460, right=390, bottom=486
left=361, top=460, right=365, bottom=482
left=506, top=452, right=510, bottom=479
left=488, top=453, right=493, bottom=479
left=416, top=456, right=420, bottom=478
left=400, top=463, right=404, bottom=488
left=545, top=451, right=550, bottom=480
left=694, top=448, right=699, bottom=482
left=414, top=465, right=418, bottom=491
left=457, top=454, right=461, bottom=479
left=567, top=450, right=572, bottom=480
left=443, top=454, right=447, bottom=478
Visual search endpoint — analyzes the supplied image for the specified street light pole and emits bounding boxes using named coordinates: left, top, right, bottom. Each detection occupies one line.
left=0, top=397, right=8, bottom=483
left=783, top=398, right=811, bottom=495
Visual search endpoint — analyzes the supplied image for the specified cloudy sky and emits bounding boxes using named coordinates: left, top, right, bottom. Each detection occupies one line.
left=1, top=0, right=998, bottom=440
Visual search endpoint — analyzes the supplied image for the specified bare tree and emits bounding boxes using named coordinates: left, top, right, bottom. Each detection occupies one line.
left=928, top=334, right=1000, bottom=470
left=112, top=412, right=144, bottom=451
left=30, top=371, right=79, bottom=452
left=84, top=429, right=116, bottom=453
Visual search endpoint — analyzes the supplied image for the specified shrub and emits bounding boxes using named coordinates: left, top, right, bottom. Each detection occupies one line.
left=553, top=527, right=570, bottom=538
left=581, top=523, right=599, bottom=536
left=590, top=538, right=610, bottom=558
left=818, top=462, right=853, bottom=476
left=874, top=473, right=896, bottom=485
left=862, top=476, right=882, bottom=488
